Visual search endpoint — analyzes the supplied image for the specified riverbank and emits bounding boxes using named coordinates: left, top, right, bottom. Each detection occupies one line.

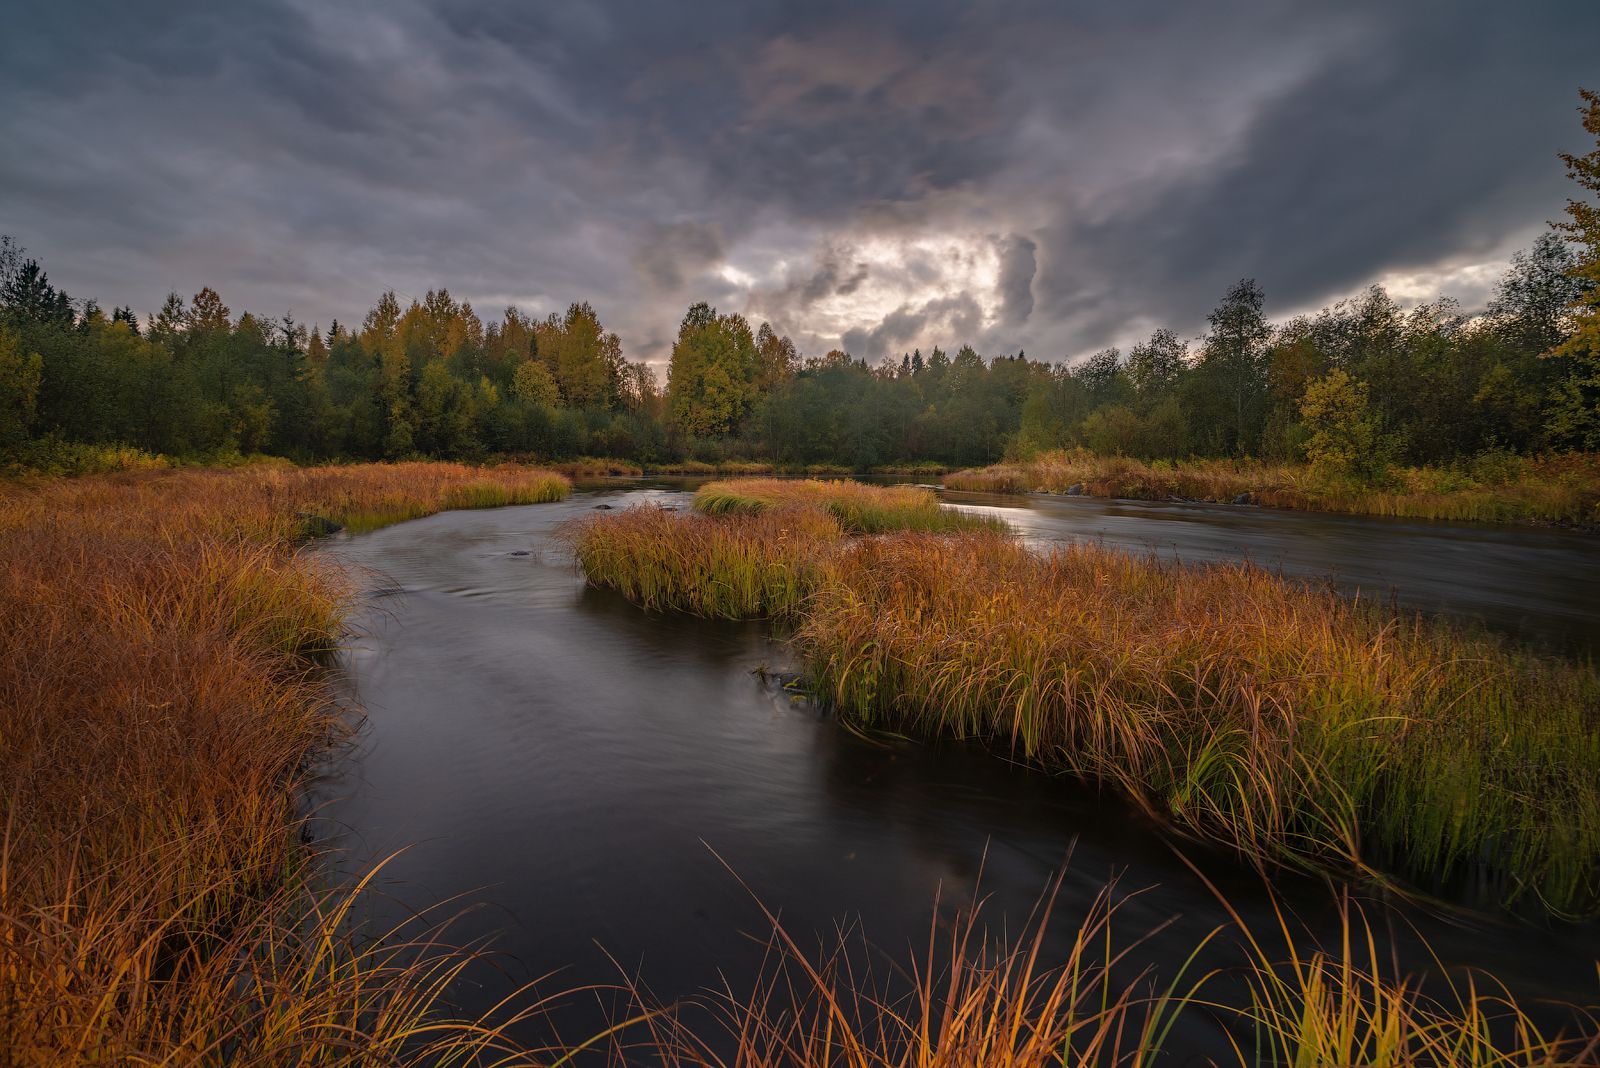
left=944, top=450, right=1600, bottom=526
left=0, top=462, right=570, bottom=1063
left=3, top=442, right=952, bottom=485
left=573, top=480, right=1600, bottom=918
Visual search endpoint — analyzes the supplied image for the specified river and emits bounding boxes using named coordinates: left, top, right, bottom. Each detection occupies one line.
left=318, top=482, right=1599, bottom=1057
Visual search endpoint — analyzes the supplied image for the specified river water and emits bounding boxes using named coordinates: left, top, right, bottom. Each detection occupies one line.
left=318, top=483, right=1599, bottom=1056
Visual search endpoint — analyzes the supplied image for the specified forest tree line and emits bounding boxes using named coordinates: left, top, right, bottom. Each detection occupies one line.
left=1, top=91, right=1596, bottom=474
left=0, top=232, right=1592, bottom=474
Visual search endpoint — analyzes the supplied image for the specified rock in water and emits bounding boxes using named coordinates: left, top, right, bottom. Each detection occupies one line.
left=296, top=512, right=344, bottom=537
left=593, top=503, right=614, bottom=510
left=1066, top=483, right=1084, bottom=496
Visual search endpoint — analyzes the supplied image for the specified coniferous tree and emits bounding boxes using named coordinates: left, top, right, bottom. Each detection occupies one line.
left=1548, top=88, right=1600, bottom=448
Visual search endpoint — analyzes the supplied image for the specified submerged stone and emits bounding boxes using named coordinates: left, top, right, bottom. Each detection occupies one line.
left=296, top=512, right=344, bottom=537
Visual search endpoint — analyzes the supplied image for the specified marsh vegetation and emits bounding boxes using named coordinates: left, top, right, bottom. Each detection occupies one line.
left=574, top=480, right=1600, bottom=916
left=0, top=463, right=569, bottom=1063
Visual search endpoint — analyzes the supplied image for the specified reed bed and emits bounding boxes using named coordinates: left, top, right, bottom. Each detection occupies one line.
left=627, top=877, right=1193, bottom=1068
left=652, top=459, right=778, bottom=476
left=797, top=532, right=1600, bottom=915
left=570, top=504, right=841, bottom=618
left=1210, top=887, right=1599, bottom=1067
left=944, top=450, right=1600, bottom=525
left=0, top=461, right=568, bottom=1064
left=621, top=871, right=1598, bottom=1068
left=694, top=477, right=1002, bottom=534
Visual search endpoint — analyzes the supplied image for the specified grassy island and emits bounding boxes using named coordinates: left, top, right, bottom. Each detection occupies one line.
left=575, top=479, right=1600, bottom=916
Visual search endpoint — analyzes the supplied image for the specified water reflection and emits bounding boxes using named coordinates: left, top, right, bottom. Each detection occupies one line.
left=942, top=488, right=1599, bottom=657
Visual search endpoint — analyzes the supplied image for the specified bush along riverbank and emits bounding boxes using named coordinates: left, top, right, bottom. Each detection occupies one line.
left=943, top=449, right=1600, bottom=526
left=0, top=462, right=571, bottom=1064
left=572, top=479, right=1600, bottom=919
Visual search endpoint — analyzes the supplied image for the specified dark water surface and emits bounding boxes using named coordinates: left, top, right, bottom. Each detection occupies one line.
left=319, top=485, right=1599, bottom=1056
left=942, top=488, right=1600, bottom=658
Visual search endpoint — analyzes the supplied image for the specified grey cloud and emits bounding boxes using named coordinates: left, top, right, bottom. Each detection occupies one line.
left=768, top=250, right=872, bottom=309
left=1, top=0, right=1595, bottom=366
left=634, top=221, right=725, bottom=291
left=834, top=264, right=870, bottom=297
left=995, top=234, right=1036, bottom=326
left=1027, top=2, right=1600, bottom=353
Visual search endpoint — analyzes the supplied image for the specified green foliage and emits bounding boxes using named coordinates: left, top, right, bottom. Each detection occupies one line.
left=1299, top=368, right=1379, bottom=477
left=1549, top=88, right=1600, bottom=449
left=509, top=358, right=559, bottom=406
left=1197, top=278, right=1271, bottom=456
left=666, top=302, right=760, bottom=437
left=545, top=301, right=621, bottom=408
left=0, top=325, right=42, bottom=453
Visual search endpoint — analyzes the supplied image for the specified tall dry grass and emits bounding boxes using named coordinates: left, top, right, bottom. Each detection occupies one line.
left=1190, top=875, right=1600, bottom=1068
left=695, top=478, right=1002, bottom=534
left=615, top=868, right=1599, bottom=1068
left=570, top=479, right=1000, bottom=619
left=570, top=504, right=841, bottom=618
left=0, top=461, right=569, bottom=1064
left=944, top=450, right=1600, bottom=525
left=798, top=532, right=1600, bottom=916
left=625, top=876, right=1197, bottom=1068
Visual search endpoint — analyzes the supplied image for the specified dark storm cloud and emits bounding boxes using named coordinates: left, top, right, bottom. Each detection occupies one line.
left=995, top=235, right=1037, bottom=327
left=794, top=251, right=870, bottom=307
left=1, top=0, right=1595, bottom=363
left=633, top=221, right=725, bottom=292
left=1028, top=1, right=1600, bottom=350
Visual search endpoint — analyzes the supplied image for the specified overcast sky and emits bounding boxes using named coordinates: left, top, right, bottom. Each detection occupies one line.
left=3, top=1, right=1596, bottom=366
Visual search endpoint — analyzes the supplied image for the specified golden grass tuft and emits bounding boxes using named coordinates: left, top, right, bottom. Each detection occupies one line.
left=619, top=870, right=1600, bottom=1068
left=570, top=504, right=841, bottom=618
left=552, top=456, right=647, bottom=478
left=695, top=477, right=1002, bottom=533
